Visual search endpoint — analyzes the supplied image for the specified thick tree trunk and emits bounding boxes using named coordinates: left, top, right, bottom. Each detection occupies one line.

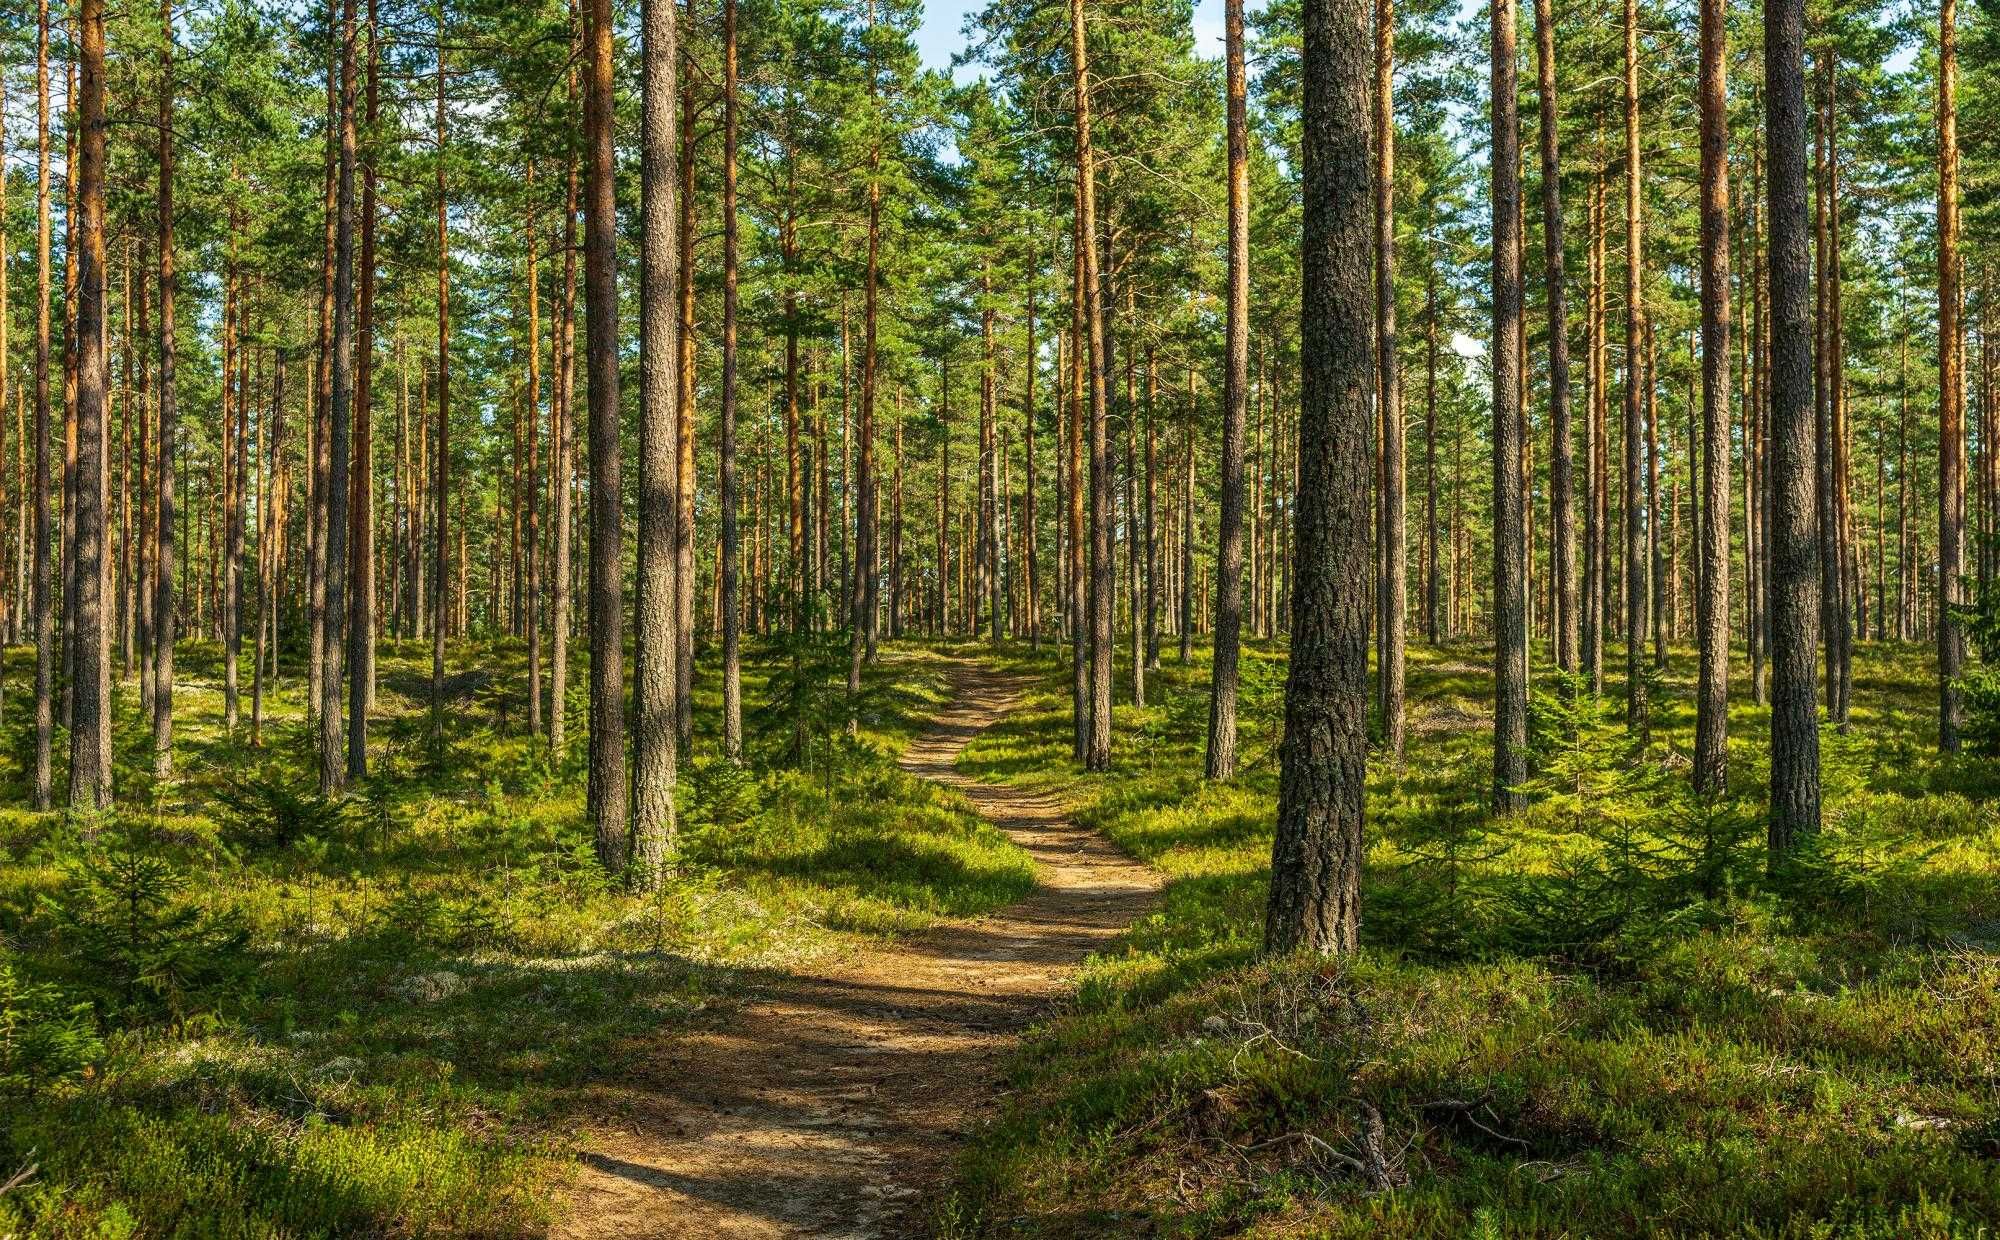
left=1267, top=0, right=1371, bottom=956
left=584, top=0, right=629, bottom=860
left=634, top=0, right=680, bottom=884
left=430, top=25, right=452, bottom=750
left=1207, top=0, right=1251, bottom=781
left=1072, top=0, right=1112, bottom=772
left=1694, top=0, right=1732, bottom=794
left=1765, top=0, right=1822, bottom=853
left=69, top=0, right=111, bottom=809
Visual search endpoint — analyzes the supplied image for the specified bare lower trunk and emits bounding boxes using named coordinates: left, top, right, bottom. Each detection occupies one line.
left=1268, top=0, right=1371, bottom=956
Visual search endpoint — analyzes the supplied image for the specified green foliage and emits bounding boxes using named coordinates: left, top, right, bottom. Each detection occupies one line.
left=0, top=961, right=100, bottom=1095
left=213, top=771, right=353, bottom=851
left=45, top=839, right=252, bottom=1027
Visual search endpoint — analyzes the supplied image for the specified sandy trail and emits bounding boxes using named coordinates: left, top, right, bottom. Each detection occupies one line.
left=557, top=663, right=1161, bottom=1238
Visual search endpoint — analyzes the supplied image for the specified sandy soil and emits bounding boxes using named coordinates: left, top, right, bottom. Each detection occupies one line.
left=555, top=663, right=1161, bottom=1238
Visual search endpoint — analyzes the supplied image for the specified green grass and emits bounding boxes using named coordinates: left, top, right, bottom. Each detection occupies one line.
left=0, top=634, right=1035, bottom=1238
left=945, top=638, right=2000, bottom=1238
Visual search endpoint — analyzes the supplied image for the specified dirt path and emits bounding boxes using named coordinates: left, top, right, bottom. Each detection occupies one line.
left=557, top=664, right=1161, bottom=1239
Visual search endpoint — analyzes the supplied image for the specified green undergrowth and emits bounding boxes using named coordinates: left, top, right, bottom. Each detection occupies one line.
left=946, top=640, right=2000, bottom=1238
left=0, top=635, right=1032, bottom=1238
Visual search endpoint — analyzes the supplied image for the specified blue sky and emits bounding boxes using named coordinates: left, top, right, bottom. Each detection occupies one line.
left=914, top=0, right=1245, bottom=78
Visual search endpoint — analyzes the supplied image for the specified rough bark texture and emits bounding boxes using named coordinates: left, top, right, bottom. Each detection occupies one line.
left=633, top=0, right=680, bottom=887
left=722, top=0, right=743, bottom=761
left=1206, top=0, right=1250, bottom=783
left=1765, top=0, right=1822, bottom=854
left=1374, top=0, right=1405, bottom=759
left=348, top=0, right=380, bottom=778
left=1622, top=0, right=1647, bottom=737
left=1490, top=0, right=1528, bottom=810
left=34, top=0, right=55, bottom=806
left=1939, top=0, right=1965, bottom=753
left=1694, top=0, right=1731, bottom=794
left=148, top=0, right=174, bottom=784
left=68, top=0, right=111, bottom=810
left=1533, top=0, right=1575, bottom=679
left=1267, top=0, right=1372, bottom=957
left=584, top=0, right=630, bottom=864
left=1071, top=0, right=1112, bottom=773
left=320, top=0, right=356, bottom=797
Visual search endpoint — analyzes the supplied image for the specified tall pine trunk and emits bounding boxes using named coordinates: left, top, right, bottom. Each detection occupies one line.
left=584, top=0, right=629, bottom=862
left=1268, top=0, right=1371, bottom=956
left=634, top=0, right=681, bottom=884
left=1206, top=0, right=1250, bottom=782
left=1765, top=0, right=1822, bottom=853
left=1491, top=0, right=1528, bottom=809
left=1693, top=0, right=1732, bottom=794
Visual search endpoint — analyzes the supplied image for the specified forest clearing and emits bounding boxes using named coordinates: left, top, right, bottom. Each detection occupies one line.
left=1, top=0, right=1999, bottom=1232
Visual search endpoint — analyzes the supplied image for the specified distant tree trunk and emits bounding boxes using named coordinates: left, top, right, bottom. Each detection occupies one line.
left=550, top=113, right=579, bottom=757
left=675, top=41, right=698, bottom=748
left=431, top=28, right=452, bottom=741
left=1180, top=355, right=1195, bottom=663
left=1646, top=322, right=1664, bottom=670
left=1207, top=0, right=1251, bottom=782
left=1765, top=0, right=1822, bottom=853
left=33, top=0, right=54, bottom=807
left=1374, top=0, right=1405, bottom=758
left=68, top=0, right=111, bottom=809
left=1938, top=0, right=1965, bottom=752
left=1622, top=0, right=1647, bottom=738
left=348, top=0, right=380, bottom=777
left=584, top=0, right=629, bottom=861
left=1143, top=346, right=1159, bottom=671
left=1424, top=256, right=1440, bottom=645
left=1067, top=242, right=1087, bottom=756
left=634, top=0, right=680, bottom=885
left=847, top=9, right=884, bottom=732
left=222, top=234, right=242, bottom=734
left=721, top=0, right=744, bottom=761
left=1072, top=0, right=1112, bottom=773
left=1267, top=0, right=1371, bottom=956
left=320, top=0, right=357, bottom=797
left=1491, top=0, right=1528, bottom=809
left=525, top=176, right=543, bottom=735
left=1584, top=162, right=1605, bottom=692
left=981, top=264, right=1001, bottom=643
left=1024, top=280, right=1041, bottom=651
left=1533, top=0, right=1575, bottom=678
left=1694, top=0, right=1732, bottom=794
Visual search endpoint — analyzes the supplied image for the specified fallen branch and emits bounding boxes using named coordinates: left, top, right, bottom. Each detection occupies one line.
left=1421, top=1097, right=1532, bottom=1151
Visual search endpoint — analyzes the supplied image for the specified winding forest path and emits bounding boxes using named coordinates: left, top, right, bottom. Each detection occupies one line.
left=557, top=663, right=1161, bottom=1239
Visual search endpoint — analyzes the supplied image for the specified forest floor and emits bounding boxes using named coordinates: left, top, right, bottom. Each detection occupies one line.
left=555, top=664, right=1158, bottom=1238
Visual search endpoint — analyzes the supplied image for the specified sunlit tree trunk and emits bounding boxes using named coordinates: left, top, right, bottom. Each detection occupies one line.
left=634, top=0, right=680, bottom=884
left=1491, top=0, right=1527, bottom=808
left=1694, top=0, right=1732, bottom=794
left=1268, top=0, right=1371, bottom=956
left=584, top=0, right=629, bottom=861
left=69, top=0, right=111, bottom=809
left=1766, top=0, right=1822, bottom=853
left=1938, top=0, right=1965, bottom=753
left=1207, top=0, right=1250, bottom=781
